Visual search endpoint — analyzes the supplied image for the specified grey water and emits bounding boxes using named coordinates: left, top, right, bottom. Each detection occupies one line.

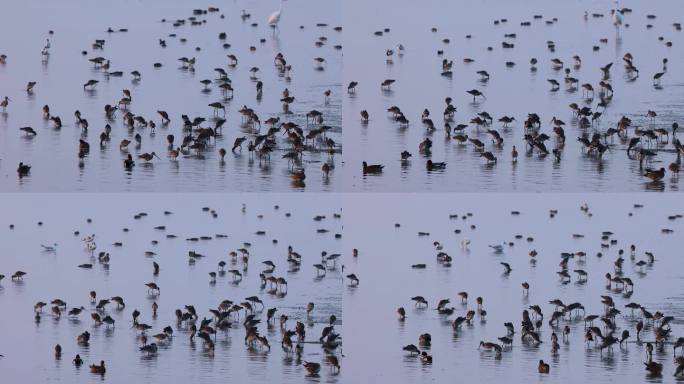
left=0, top=193, right=342, bottom=383
left=344, top=193, right=684, bottom=383
left=343, top=0, right=684, bottom=192
left=0, top=0, right=341, bottom=192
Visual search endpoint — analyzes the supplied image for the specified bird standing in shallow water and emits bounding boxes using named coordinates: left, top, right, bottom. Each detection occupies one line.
left=612, top=0, right=623, bottom=27
left=138, top=152, right=160, bottom=162
left=268, top=0, right=286, bottom=30
left=1, top=96, right=10, bottom=110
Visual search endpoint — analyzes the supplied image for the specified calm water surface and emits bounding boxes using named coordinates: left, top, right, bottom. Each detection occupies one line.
left=0, top=193, right=342, bottom=383
left=344, top=0, right=683, bottom=192
left=345, top=193, right=684, bottom=383
left=0, top=0, right=341, bottom=191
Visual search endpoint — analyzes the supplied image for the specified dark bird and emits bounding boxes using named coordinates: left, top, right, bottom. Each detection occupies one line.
left=362, top=161, right=384, bottom=174
left=17, top=162, right=31, bottom=176
left=83, top=79, right=99, bottom=89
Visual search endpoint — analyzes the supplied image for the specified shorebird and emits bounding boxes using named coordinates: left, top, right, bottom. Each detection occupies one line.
left=267, top=0, right=285, bottom=30
left=145, top=282, right=160, bottom=294
left=466, top=89, right=485, bottom=101
left=653, top=72, right=665, bottom=85
left=138, top=152, right=160, bottom=162
left=479, top=341, right=503, bottom=356
left=481, top=152, right=497, bottom=164
left=313, top=263, right=326, bottom=276
left=381, top=79, right=396, bottom=90
left=83, top=80, right=98, bottom=89
left=208, top=102, right=226, bottom=115
left=1, top=96, right=10, bottom=110
left=412, top=296, right=428, bottom=307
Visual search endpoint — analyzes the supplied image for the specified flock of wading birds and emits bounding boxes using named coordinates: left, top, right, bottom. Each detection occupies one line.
left=3, top=4, right=684, bottom=187
left=0, top=205, right=344, bottom=376
left=373, top=203, right=683, bottom=377
left=2, top=2, right=340, bottom=185
left=355, top=4, right=683, bottom=183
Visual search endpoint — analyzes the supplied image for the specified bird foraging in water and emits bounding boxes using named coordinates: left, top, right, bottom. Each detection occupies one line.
left=138, top=152, right=160, bottom=162
left=208, top=102, right=226, bottom=115
left=466, top=89, right=485, bottom=101
left=145, top=282, right=160, bottom=294
left=83, top=80, right=98, bottom=89
left=481, top=152, right=497, bottom=164
left=232, top=137, right=246, bottom=152
left=653, top=72, right=665, bottom=85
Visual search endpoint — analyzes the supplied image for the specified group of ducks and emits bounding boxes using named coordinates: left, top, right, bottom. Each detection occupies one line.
left=1, top=203, right=342, bottom=377
left=2, top=4, right=341, bottom=188
left=355, top=6, right=682, bottom=187
left=385, top=202, right=684, bottom=377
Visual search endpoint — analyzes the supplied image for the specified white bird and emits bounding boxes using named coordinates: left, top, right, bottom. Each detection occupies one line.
left=41, top=243, right=58, bottom=252
left=461, top=239, right=471, bottom=250
left=612, top=1, right=622, bottom=26
left=267, top=0, right=286, bottom=28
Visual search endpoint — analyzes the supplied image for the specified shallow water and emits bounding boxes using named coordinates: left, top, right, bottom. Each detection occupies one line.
left=0, top=0, right=342, bottom=192
left=343, top=0, right=684, bottom=192
left=344, top=193, right=684, bottom=383
left=0, top=193, right=342, bottom=383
